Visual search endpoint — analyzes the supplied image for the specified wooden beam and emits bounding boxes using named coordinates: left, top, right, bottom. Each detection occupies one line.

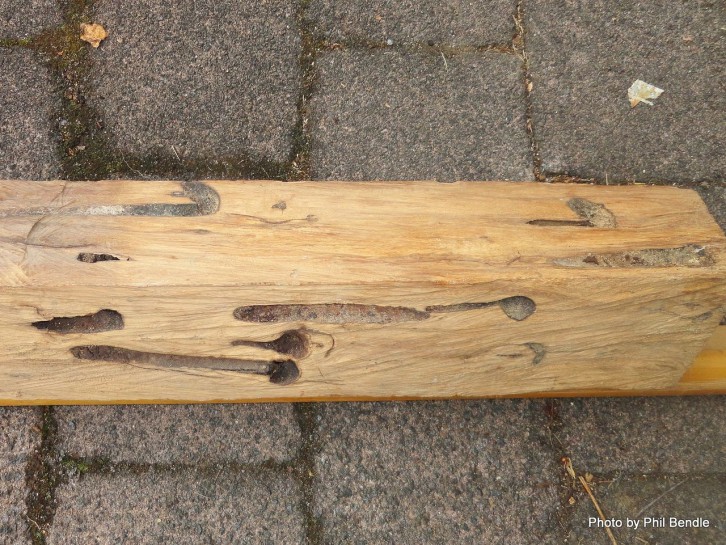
left=0, top=180, right=724, bottom=404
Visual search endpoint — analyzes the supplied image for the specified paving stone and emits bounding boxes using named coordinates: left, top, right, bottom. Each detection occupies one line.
left=0, top=48, right=60, bottom=179
left=0, top=408, right=42, bottom=545
left=558, top=397, right=726, bottom=475
left=568, top=476, right=725, bottom=545
left=0, top=462, right=31, bottom=545
left=48, top=469, right=304, bottom=544
left=306, top=0, right=517, bottom=46
left=55, top=404, right=301, bottom=465
left=90, top=0, right=301, bottom=164
left=0, top=0, right=61, bottom=39
left=696, top=183, right=726, bottom=234
left=0, top=408, right=40, bottom=457
left=314, top=400, right=560, bottom=544
left=527, top=0, right=726, bottom=183
left=310, top=50, right=532, bottom=181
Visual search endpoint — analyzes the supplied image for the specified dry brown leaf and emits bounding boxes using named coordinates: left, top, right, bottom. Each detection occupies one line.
left=80, top=23, right=107, bottom=48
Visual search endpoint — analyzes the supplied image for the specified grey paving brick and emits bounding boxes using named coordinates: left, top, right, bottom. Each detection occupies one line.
left=55, top=404, right=301, bottom=465
left=310, top=50, right=532, bottom=181
left=526, top=0, right=726, bottom=183
left=0, top=408, right=42, bottom=545
left=48, top=469, right=304, bottom=545
left=558, top=397, right=726, bottom=475
left=306, top=0, right=517, bottom=47
left=314, top=400, right=560, bottom=545
left=0, top=463, right=31, bottom=545
left=568, top=476, right=725, bottom=545
left=0, top=48, right=60, bottom=179
left=697, top=183, right=726, bottom=234
left=0, top=408, right=40, bottom=457
left=0, top=0, right=61, bottom=39
left=90, top=0, right=301, bottom=164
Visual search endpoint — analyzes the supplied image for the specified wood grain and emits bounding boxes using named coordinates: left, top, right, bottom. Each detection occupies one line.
left=0, top=180, right=724, bottom=404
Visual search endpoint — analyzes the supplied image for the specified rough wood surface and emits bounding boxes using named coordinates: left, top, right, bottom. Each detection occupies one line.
left=0, top=180, right=724, bottom=404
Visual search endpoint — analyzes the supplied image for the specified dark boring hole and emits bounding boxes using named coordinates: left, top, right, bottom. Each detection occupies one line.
left=32, top=309, right=124, bottom=334
left=525, top=342, right=546, bottom=365
left=557, top=244, right=714, bottom=268
left=77, top=252, right=124, bottom=263
left=231, top=329, right=311, bottom=359
left=426, top=296, right=536, bottom=321
left=268, top=360, right=301, bottom=385
left=498, top=296, right=537, bottom=321
left=234, top=303, right=430, bottom=324
left=235, top=297, right=537, bottom=325
left=69, top=345, right=300, bottom=385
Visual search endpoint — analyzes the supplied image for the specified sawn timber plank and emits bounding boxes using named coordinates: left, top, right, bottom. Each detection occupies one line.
left=0, top=180, right=724, bottom=404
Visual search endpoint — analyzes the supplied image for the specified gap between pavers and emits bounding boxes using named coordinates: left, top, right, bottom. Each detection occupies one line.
left=0, top=407, right=43, bottom=545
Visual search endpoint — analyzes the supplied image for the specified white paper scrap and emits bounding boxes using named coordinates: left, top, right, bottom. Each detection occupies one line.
left=628, top=80, right=664, bottom=107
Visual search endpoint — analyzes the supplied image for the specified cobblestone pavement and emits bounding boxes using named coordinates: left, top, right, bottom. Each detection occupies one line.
left=1, top=1, right=724, bottom=544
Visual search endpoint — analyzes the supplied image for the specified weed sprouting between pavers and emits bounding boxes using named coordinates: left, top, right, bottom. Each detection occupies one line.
left=8, top=0, right=122, bottom=180
left=24, top=407, right=63, bottom=545
left=292, top=403, right=325, bottom=545
left=514, top=0, right=544, bottom=182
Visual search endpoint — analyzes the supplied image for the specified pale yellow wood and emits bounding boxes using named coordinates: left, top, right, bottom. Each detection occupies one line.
left=0, top=180, right=724, bottom=404
left=517, top=326, right=726, bottom=398
left=704, top=323, right=726, bottom=350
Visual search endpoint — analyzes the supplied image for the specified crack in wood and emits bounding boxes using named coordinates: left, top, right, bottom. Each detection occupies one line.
left=495, top=342, right=546, bottom=365
left=32, top=309, right=124, bottom=334
left=0, top=181, right=219, bottom=217
left=229, top=213, right=317, bottom=225
left=69, top=345, right=300, bottom=385
left=528, top=197, right=617, bottom=228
